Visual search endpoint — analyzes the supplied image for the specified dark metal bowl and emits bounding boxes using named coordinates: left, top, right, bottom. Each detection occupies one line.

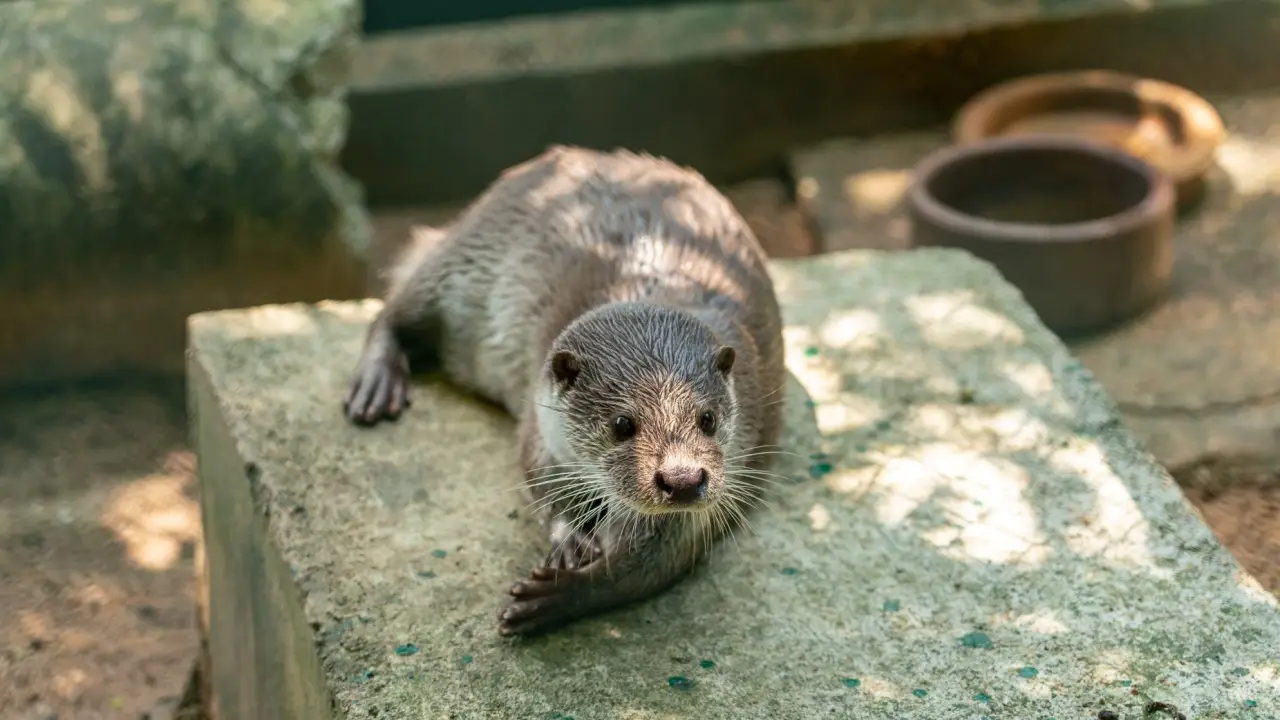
left=907, top=135, right=1176, bottom=338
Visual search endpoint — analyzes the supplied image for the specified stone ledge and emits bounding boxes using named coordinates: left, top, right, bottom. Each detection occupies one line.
left=189, top=249, right=1280, bottom=719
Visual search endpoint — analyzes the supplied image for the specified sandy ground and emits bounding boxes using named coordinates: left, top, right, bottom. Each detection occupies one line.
left=1176, top=457, right=1280, bottom=594
left=0, top=379, right=202, bottom=720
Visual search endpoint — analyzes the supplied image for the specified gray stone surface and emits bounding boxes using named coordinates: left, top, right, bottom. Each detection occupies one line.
left=190, top=249, right=1280, bottom=719
left=0, top=0, right=370, bottom=387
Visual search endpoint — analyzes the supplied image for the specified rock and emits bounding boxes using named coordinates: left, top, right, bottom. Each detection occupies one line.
left=188, top=249, right=1280, bottom=719
left=0, top=0, right=371, bottom=388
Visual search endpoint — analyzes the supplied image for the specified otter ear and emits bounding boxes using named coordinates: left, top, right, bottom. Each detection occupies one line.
left=713, top=345, right=736, bottom=377
left=550, top=350, right=581, bottom=389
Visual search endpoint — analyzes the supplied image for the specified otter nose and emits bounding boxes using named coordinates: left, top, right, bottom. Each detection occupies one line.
left=654, top=467, right=709, bottom=504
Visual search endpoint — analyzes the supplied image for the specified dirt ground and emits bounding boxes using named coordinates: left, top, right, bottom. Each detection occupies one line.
left=0, top=378, right=202, bottom=720
left=1175, top=456, right=1280, bottom=594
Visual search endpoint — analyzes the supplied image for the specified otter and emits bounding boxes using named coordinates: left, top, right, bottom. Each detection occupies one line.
left=342, top=146, right=786, bottom=636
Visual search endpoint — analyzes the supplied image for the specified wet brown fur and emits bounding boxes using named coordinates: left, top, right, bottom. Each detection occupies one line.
left=343, top=146, right=785, bottom=636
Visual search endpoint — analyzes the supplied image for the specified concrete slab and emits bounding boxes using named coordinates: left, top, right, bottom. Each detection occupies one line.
left=189, top=249, right=1280, bottom=719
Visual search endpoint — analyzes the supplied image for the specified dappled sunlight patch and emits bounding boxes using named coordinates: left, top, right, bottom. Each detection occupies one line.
left=1048, top=442, right=1160, bottom=572
left=213, top=304, right=320, bottom=340
left=99, top=471, right=200, bottom=572
left=842, top=168, right=912, bottom=215
left=68, top=582, right=113, bottom=610
left=814, top=396, right=886, bottom=435
left=824, top=463, right=882, bottom=498
left=869, top=444, right=1048, bottom=567
left=903, top=405, right=1051, bottom=454
left=25, top=66, right=109, bottom=194
left=0, top=118, right=29, bottom=174
left=1215, top=133, right=1280, bottom=196
left=51, top=666, right=91, bottom=701
left=19, top=609, right=51, bottom=641
left=905, top=291, right=1026, bottom=349
left=782, top=325, right=839, bottom=399
left=993, top=608, right=1072, bottom=635
left=818, top=308, right=886, bottom=350
left=999, top=359, right=1074, bottom=417
left=109, top=68, right=146, bottom=122
left=842, top=675, right=905, bottom=701
left=234, top=0, right=291, bottom=25
left=1082, top=647, right=1140, bottom=686
left=1234, top=570, right=1280, bottom=607
left=864, top=449, right=938, bottom=527
left=1244, top=664, right=1280, bottom=698
left=808, top=503, right=832, bottom=531
left=318, top=298, right=382, bottom=324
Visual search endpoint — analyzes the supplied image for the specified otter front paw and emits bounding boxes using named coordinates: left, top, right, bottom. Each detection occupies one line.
left=343, top=350, right=411, bottom=426
left=498, top=567, right=587, bottom=637
left=546, top=530, right=602, bottom=570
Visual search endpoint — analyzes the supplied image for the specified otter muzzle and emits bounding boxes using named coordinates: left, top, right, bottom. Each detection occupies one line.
left=653, top=467, right=709, bottom=505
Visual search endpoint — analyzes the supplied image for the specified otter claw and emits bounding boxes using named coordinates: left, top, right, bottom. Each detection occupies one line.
left=343, top=351, right=411, bottom=426
left=498, top=567, right=584, bottom=636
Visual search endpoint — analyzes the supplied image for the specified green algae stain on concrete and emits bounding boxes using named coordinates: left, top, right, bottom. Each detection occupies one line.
left=808, top=461, right=833, bottom=478
left=960, top=631, right=993, bottom=649
left=667, top=675, right=695, bottom=691
left=1017, top=666, right=1039, bottom=679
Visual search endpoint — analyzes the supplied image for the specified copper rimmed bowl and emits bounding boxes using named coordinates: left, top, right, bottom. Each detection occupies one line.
left=953, top=70, right=1224, bottom=211
left=907, top=135, right=1176, bottom=338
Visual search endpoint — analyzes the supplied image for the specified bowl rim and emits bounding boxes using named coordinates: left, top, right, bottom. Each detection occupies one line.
left=951, top=69, right=1225, bottom=182
left=907, top=135, right=1176, bottom=244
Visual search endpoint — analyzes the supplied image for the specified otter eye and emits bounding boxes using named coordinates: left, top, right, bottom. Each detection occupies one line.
left=698, top=410, right=717, bottom=436
left=612, top=415, right=636, bottom=441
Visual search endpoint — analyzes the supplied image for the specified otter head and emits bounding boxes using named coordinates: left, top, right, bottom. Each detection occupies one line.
left=538, top=302, right=741, bottom=517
